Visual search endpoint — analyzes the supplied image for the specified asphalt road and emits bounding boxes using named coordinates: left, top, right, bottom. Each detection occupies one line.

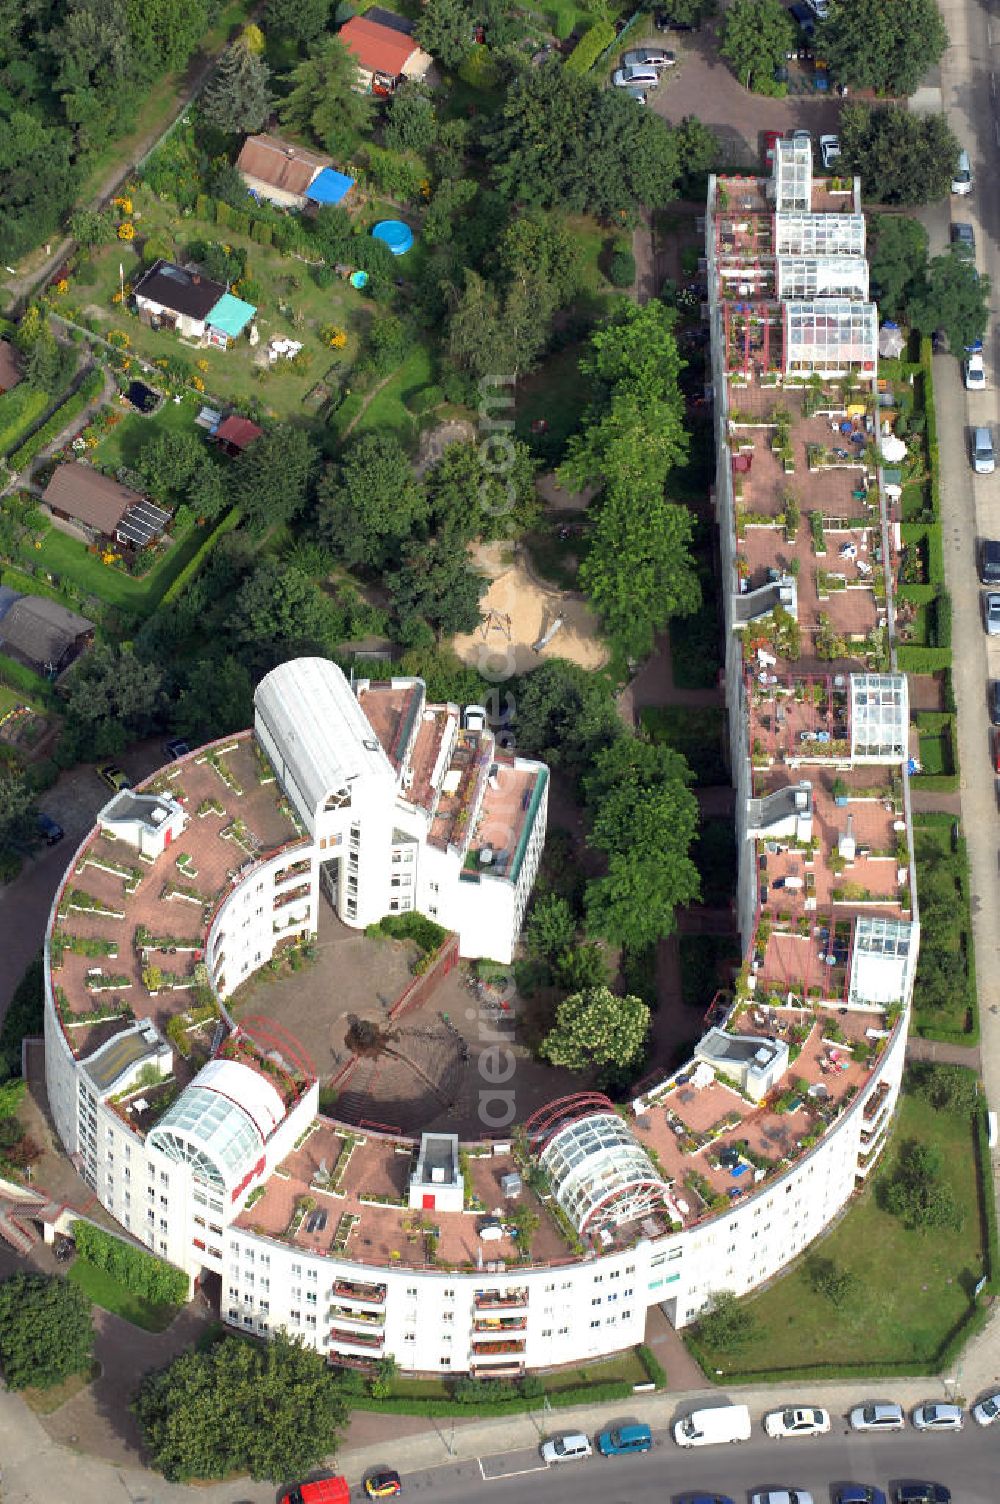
left=372, top=1426, right=994, bottom=1504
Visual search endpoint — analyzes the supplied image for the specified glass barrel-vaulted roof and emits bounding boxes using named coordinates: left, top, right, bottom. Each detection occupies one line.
left=538, top=1111, right=671, bottom=1234
left=850, top=673, right=908, bottom=763
left=848, top=915, right=915, bottom=1008
left=147, top=1059, right=282, bottom=1189
left=774, top=138, right=812, bottom=212
left=777, top=255, right=869, bottom=301
left=775, top=214, right=866, bottom=258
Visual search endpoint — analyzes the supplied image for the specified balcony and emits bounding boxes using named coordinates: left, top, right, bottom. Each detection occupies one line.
left=473, top=1316, right=527, bottom=1333
left=863, top=1082, right=891, bottom=1122
left=328, top=1304, right=385, bottom=1327
left=471, top=1338, right=526, bottom=1356
left=333, top=1278, right=386, bottom=1306
left=474, top=1289, right=529, bottom=1311
left=329, top=1326, right=384, bottom=1352
left=276, top=858, right=311, bottom=884
left=273, top=883, right=310, bottom=911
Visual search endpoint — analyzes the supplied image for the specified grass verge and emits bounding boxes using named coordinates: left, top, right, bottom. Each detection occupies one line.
left=21, top=1360, right=101, bottom=1414
left=68, top=1257, right=179, bottom=1332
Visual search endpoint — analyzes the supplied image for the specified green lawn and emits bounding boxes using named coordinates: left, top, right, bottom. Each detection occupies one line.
left=94, top=391, right=202, bottom=471
left=515, top=344, right=595, bottom=466
left=334, top=344, right=435, bottom=450
left=65, top=184, right=374, bottom=419
left=689, top=1089, right=987, bottom=1378
left=917, top=731, right=951, bottom=776
left=68, top=1257, right=179, bottom=1332
left=19, top=515, right=209, bottom=619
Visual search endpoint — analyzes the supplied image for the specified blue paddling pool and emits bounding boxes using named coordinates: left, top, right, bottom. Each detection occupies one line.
left=371, top=220, right=414, bottom=256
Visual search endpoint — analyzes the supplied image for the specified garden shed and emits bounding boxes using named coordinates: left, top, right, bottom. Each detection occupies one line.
left=0, top=590, right=94, bottom=676
left=236, top=133, right=332, bottom=210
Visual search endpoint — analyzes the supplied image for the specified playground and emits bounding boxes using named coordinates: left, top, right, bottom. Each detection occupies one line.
left=451, top=542, right=608, bottom=674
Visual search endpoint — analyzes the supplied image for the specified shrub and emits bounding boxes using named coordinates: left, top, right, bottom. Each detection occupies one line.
left=250, top=220, right=273, bottom=247
left=361, top=146, right=425, bottom=203
left=407, top=384, right=445, bottom=414
left=7, top=369, right=104, bottom=472
left=608, top=247, right=636, bottom=287
left=564, top=20, right=617, bottom=73
left=458, top=44, right=499, bottom=87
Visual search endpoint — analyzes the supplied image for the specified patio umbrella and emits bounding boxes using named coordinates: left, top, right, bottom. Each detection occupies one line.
left=880, top=433, right=907, bottom=463
left=879, top=322, right=906, bottom=358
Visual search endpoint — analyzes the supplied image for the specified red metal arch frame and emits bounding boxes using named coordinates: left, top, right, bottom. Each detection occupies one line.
left=524, top=1092, right=616, bottom=1156
left=577, top=1177, right=674, bottom=1236
left=227, top=1015, right=317, bottom=1084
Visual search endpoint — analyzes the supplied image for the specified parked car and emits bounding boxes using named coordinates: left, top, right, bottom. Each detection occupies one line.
left=622, top=46, right=676, bottom=67
left=893, top=1487, right=950, bottom=1504
left=992, top=679, right=1000, bottom=727
left=36, top=812, right=64, bottom=845
left=164, top=738, right=191, bottom=760
left=911, top=1402, right=964, bottom=1431
left=983, top=594, right=1000, bottom=636
left=677, top=1497, right=736, bottom=1504
left=834, top=1490, right=887, bottom=1504
left=764, top=129, right=783, bottom=164
left=751, top=1492, right=814, bottom=1504
left=654, top=8, right=696, bottom=29
left=972, top=425, right=995, bottom=475
left=849, top=1402, right=905, bottom=1432
left=951, top=221, right=975, bottom=253
left=804, top=0, right=829, bottom=16
left=595, top=1423, right=653, bottom=1455
left=625, top=85, right=648, bottom=103
left=364, top=1475, right=401, bottom=1499
left=819, top=134, right=841, bottom=170
left=792, top=128, right=812, bottom=143
left=364, top=1474, right=401, bottom=1499
left=952, top=147, right=973, bottom=195
left=96, top=762, right=131, bottom=791
left=789, top=3, right=816, bottom=32
left=612, top=64, right=660, bottom=87
left=541, top=1433, right=593, bottom=1464
left=965, top=350, right=987, bottom=390
left=973, top=1388, right=1000, bottom=1424
left=764, top=1407, right=831, bottom=1439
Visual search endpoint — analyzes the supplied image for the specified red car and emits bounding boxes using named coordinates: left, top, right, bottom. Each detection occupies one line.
left=764, top=130, right=783, bottom=165
left=993, top=729, right=1000, bottom=773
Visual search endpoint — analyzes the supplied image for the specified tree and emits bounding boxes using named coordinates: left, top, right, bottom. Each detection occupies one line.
left=881, top=1139, right=963, bottom=1231
left=138, top=429, right=206, bottom=502
left=541, top=985, right=650, bottom=1073
left=69, top=206, right=116, bottom=247
left=280, top=37, right=372, bottom=155
left=906, top=1062, right=979, bottom=1116
left=123, top=0, right=212, bottom=79
left=839, top=105, right=959, bottom=206
left=47, top=0, right=136, bottom=145
left=200, top=40, right=272, bottom=135
left=172, top=656, right=254, bottom=743
left=817, top=0, right=948, bottom=97
left=909, top=249, right=990, bottom=353
left=73, top=1222, right=187, bottom=1305
left=232, top=562, right=347, bottom=665
left=384, top=82, right=438, bottom=154
left=446, top=268, right=549, bottom=383
left=0, top=111, right=75, bottom=261
left=0, top=771, right=37, bottom=856
left=317, top=432, right=427, bottom=570
left=583, top=738, right=701, bottom=949
left=229, top=424, right=317, bottom=532
left=425, top=439, right=538, bottom=544
left=485, top=62, right=682, bottom=220
left=263, top=0, right=331, bottom=47
left=512, top=659, right=621, bottom=774
left=386, top=535, right=487, bottom=642
left=133, top=1332, right=348, bottom=1482
left=807, top=1257, right=857, bottom=1309
left=414, top=0, right=475, bottom=68
left=561, top=303, right=700, bottom=659
left=0, top=1273, right=93, bottom=1390
left=526, top=893, right=577, bottom=965
left=60, top=642, right=164, bottom=759
left=697, top=1291, right=759, bottom=1352
left=719, top=0, right=794, bottom=92
left=868, top=214, right=929, bottom=316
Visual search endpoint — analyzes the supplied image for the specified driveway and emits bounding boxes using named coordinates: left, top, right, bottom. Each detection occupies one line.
left=630, top=23, right=842, bottom=160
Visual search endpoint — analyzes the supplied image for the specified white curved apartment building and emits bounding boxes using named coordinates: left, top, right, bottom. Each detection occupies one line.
left=39, top=143, right=921, bottom=1374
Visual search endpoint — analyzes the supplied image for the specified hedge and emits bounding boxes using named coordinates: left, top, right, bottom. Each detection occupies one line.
left=919, top=335, right=941, bottom=518
left=930, top=590, right=951, bottom=650
left=914, top=710, right=952, bottom=733
left=0, top=385, right=51, bottom=458
left=636, top=1342, right=667, bottom=1388
left=348, top=1379, right=633, bottom=1416
left=7, top=368, right=104, bottom=473
left=158, top=506, right=240, bottom=607
left=564, top=19, right=617, bottom=73
left=71, top=1221, right=188, bottom=1306
left=974, top=1106, right=999, bottom=1293
left=897, top=645, right=952, bottom=673
left=0, top=651, right=52, bottom=700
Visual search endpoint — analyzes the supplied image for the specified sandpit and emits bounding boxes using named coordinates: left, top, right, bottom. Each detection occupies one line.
left=452, top=548, right=608, bottom=675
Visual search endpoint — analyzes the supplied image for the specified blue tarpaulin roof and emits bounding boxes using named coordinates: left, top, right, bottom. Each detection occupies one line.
left=206, top=293, right=257, bottom=338
left=306, top=168, right=355, bottom=205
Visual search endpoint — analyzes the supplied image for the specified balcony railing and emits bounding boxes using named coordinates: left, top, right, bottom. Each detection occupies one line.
left=474, top=1290, right=529, bottom=1310
left=471, top=1338, right=527, bottom=1356
left=328, top=1304, right=385, bottom=1326
left=473, top=1316, right=527, bottom=1333
left=333, top=1278, right=386, bottom=1305
left=329, top=1326, right=384, bottom=1349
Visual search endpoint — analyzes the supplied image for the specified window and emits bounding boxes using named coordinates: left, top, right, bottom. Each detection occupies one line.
left=590, top=1319, right=600, bottom=1328
left=442, top=1312, right=453, bottom=1324
left=306, top=1268, right=317, bottom=1281
left=228, top=1286, right=239, bottom=1300
left=305, top=1314, right=316, bottom=1328
left=440, top=1357, right=451, bottom=1367
left=406, top=1286, right=417, bottom=1297
left=403, top=1333, right=415, bottom=1343
left=291, top=1263, right=301, bottom=1276
left=290, top=1310, right=301, bottom=1322
left=591, top=1297, right=601, bottom=1306
left=159, top=1218, right=168, bottom=1233
left=541, top=1328, right=552, bottom=1338
left=243, top=1316, right=253, bottom=1327
left=622, top=1310, right=631, bottom=1320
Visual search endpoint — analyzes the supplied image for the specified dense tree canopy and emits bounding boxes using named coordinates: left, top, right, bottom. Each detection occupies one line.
left=386, top=535, right=487, bottom=644
left=133, top=1332, right=348, bottom=1481
left=280, top=36, right=373, bottom=156
left=485, top=62, right=684, bottom=221
left=317, top=431, right=427, bottom=570
left=263, top=0, right=331, bottom=47
left=200, top=39, right=272, bottom=136
left=868, top=214, right=929, bottom=316
left=696, top=1291, right=759, bottom=1352
left=719, top=0, right=794, bottom=92
left=414, top=0, right=474, bottom=69
left=59, top=643, right=165, bottom=761
left=0, top=1273, right=93, bottom=1390
left=0, top=772, right=38, bottom=860
left=817, top=0, right=948, bottom=97
left=562, top=302, right=700, bottom=659
left=881, top=1140, right=963, bottom=1231
left=583, top=737, right=701, bottom=949
left=228, top=424, right=318, bottom=533
left=512, top=659, right=621, bottom=774
left=839, top=105, right=960, bottom=205
left=909, top=249, right=990, bottom=352
left=540, top=986, right=650, bottom=1073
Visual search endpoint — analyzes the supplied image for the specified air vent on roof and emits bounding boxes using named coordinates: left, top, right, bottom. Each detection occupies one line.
left=363, top=737, right=379, bottom=752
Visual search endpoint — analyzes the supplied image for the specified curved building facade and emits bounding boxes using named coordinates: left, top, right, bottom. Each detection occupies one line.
left=40, top=149, right=921, bottom=1374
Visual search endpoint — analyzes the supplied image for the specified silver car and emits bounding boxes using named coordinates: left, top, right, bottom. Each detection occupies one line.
left=911, top=1402, right=964, bottom=1431
left=985, top=595, right=1000, bottom=636
left=621, top=46, right=676, bottom=67
left=972, top=1389, right=1000, bottom=1425
left=849, top=1401, right=905, bottom=1432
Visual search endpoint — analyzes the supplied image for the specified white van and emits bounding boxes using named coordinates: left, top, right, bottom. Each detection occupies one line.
left=674, top=1403, right=752, bottom=1447
left=952, top=149, right=973, bottom=196
left=987, top=1110, right=998, bottom=1149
